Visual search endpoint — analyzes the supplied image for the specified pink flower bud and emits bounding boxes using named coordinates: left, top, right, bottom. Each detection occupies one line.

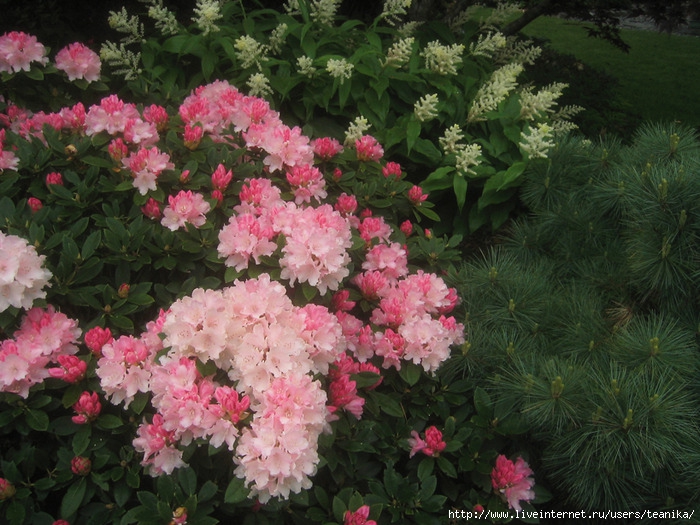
left=53, top=520, right=70, bottom=525
left=312, top=137, right=344, bottom=160
left=0, top=478, right=16, bottom=500
left=48, top=355, right=87, bottom=383
left=27, top=197, right=43, bottom=213
left=355, top=135, right=384, bottom=162
left=473, top=504, right=485, bottom=513
left=72, top=391, right=102, bottom=424
left=400, top=220, right=413, bottom=236
left=344, top=505, right=376, bottom=525
left=108, top=138, right=128, bottom=163
left=71, top=456, right=91, bottom=476
left=118, top=283, right=130, bottom=299
left=45, top=172, right=63, bottom=186
left=142, top=104, right=169, bottom=132
left=408, top=185, right=428, bottom=205
left=141, top=197, right=162, bottom=220
left=382, top=161, right=402, bottom=178
left=212, top=189, right=224, bottom=204
left=179, top=169, right=191, bottom=183
left=332, top=168, right=343, bottom=181
left=211, top=163, right=233, bottom=191
left=184, top=124, right=203, bottom=150
left=84, top=326, right=113, bottom=356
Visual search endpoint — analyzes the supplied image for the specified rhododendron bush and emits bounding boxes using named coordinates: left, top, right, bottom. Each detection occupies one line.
left=0, top=26, right=544, bottom=525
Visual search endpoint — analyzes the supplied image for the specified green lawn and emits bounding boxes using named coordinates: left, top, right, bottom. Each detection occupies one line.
left=521, top=17, right=700, bottom=128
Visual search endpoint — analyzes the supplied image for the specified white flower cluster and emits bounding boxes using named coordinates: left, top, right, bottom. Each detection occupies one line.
left=344, top=116, right=371, bottom=146
left=468, top=62, right=523, bottom=123
left=296, top=56, right=317, bottom=77
left=284, top=0, right=301, bottom=15
left=246, top=72, right=273, bottom=98
left=310, top=0, right=342, bottom=26
left=414, top=93, right=439, bottom=122
left=420, top=41, right=465, bottom=76
left=397, top=21, right=421, bottom=38
left=107, top=7, right=144, bottom=45
left=455, top=143, right=483, bottom=175
left=99, top=42, right=142, bottom=81
left=192, top=0, right=224, bottom=35
left=234, top=35, right=269, bottom=70
left=268, top=23, right=288, bottom=55
left=144, top=0, right=179, bottom=36
left=382, top=37, right=414, bottom=68
left=326, top=57, right=354, bottom=84
left=519, top=82, right=567, bottom=120
left=439, top=124, right=465, bottom=154
left=379, top=0, right=412, bottom=26
left=550, top=105, right=585, bottom=134
left=479, top=1, right=523, bottom=29
left=495, top=37, right=542, bottom=66
left=0, top=232, right=52, bottom=312
left=520, top=123, right=555, bottom=159
left=469, top=31, right=507, bottom=59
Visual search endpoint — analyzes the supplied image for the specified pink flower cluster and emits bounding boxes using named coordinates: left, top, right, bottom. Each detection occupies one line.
left=161, top=190, right=211, bottom=230
left=0, top=31, right=47, bottom=73
left=327, top=353, right=381, bottom=420
left=0, top=231, right=52, bottom=312
left=335, top=214, right=463, bottom=372
left=98, top=275, right=346, bottom=501
left=408, top=425, right=447, bottom=458
left=55, top=42, right=101, bottom=82
left=218, top=182, right=353, bottom=295
left=0, top=306, right=81, bottom=398
left=344, top=505, right=377, bottom=525
left=0, top=129, right=19, bottom=172
left=491, top=455, right=536, bottom=512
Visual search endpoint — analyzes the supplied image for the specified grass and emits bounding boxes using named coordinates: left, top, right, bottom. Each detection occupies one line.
left=520, top=17, right=700, bottom=129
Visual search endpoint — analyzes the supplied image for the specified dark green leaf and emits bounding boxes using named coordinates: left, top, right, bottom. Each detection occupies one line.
left=26, top=409, right=49, bottom=431
left=224, top=477, right=249, bottom=504
left=61, top=477, right=87, bottom=518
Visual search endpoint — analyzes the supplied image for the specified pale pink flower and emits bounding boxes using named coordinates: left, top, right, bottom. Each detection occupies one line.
left=491, top=455, right=536, bottom=512
left=96, top=335, right=152, bottom=407
left=362, top=242, right=408, bottom=280
left=374, top=329, right=405, bottom=370
left=0, top=31, right=48, bottom=73
left=72, top=391, right=102, bottom=424
left=0, top=231, right=52, bottom=312
left=0, top=148, right=19, bottom=172
left=122, top=146, right=174, bottom=195
left=358, top=215, right=392, bottom=245
left=344, top=505, right=376, bottom=525
left=55, top=42, right=101, bottom=82
left=123, top=118, right=159, bottom=146
left=85, top=94, right=140, bottom=136
left=286, top=164, right=327, bottom=204
left=161, top=190, right=211, bottom=231
left=218, top=213, right=277, bottom=271
left=245, top=122, right=314, bottom=172
left=236, top=177, right=284, bottom=216
left=133, top=414, right=185, bottom=475
left=355, top=135, right=383, bottom=162
left=276, top=204, right=352, bottom=295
